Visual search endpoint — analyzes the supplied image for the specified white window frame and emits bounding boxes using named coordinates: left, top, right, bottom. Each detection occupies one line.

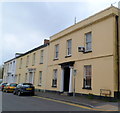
left=54, top=44, right=59, bottom=59
left=39, top=71, right=42, bottom=85
left=19, top=58, right=22, bottom=69
left=84, top=65, right=92, bottom=88
left=32, top=53, right=36, bottom=66
left=25, top=73, right=28, bottom=82
left=26, top=55, right=29, bottom=67
left=67, top=39, right=72, bottom=56
left=40, top=50, right=44, bottom=64
left=85, top=32, right=92, bottom=51
left=52, top=69, right=57, bottom=87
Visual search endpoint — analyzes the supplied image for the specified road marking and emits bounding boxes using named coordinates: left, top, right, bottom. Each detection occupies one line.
left=33, top=96, right=119, bottom=111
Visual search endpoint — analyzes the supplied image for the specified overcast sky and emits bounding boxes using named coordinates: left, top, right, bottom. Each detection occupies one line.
left=0, top=0, right=120, bottom=65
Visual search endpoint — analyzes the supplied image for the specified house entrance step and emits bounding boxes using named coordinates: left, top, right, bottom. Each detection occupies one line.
left=60, top=92, right=68, bottom=96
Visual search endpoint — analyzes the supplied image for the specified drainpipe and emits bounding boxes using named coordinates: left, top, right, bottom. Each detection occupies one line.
left=116, top=15, right=119, bottom=98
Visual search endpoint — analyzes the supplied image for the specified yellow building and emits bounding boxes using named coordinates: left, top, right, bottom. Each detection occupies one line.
left=15, top=40, right=49, bottom=91
left=3, top=6, right=120, bottom=98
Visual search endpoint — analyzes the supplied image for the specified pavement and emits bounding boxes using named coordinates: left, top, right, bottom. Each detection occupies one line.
left=35, top=91, right=119, bottom=111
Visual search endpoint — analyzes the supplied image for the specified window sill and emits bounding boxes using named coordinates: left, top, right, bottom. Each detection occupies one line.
left=82, top=87, right=92, bottom=90
left=38, top=84, right=42, bottom=86
left=53, top=58, right=59, bottom=61
left=52, top=86, right=57, bottom=88
left=65, top=55, right=72, bottom=58
left=83, top=50, right=92, bottom=54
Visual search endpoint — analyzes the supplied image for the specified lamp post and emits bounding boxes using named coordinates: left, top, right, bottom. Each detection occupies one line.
left=73, top=69, right=77, bottom=97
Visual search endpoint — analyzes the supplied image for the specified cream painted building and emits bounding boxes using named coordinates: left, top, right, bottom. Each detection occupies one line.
left=15, top=40, right=49, bottom=91
left=3, top=6, right=120, bottom=98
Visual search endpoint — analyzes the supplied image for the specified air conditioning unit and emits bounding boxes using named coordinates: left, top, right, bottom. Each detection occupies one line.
left=78, top=46, right=85, bottom=52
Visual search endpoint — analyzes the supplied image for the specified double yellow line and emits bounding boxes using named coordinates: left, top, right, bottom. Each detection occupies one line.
left=33, top=96, right=119, bottom=111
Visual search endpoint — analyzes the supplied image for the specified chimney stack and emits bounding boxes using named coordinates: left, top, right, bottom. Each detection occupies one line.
left=44, top=39, right=49, bottom=45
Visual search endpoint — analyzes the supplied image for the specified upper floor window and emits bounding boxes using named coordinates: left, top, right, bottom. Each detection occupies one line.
left=67, top=39, right=72, bottom=56
left=40, top=50, right=44, bottom=64
left=52, top=69, right=57, bottom=87
left=54, top=44, right=59, bottom=59
left=83, top=65, right=92, bottom=89
left=12, top=61, right=15, bottom=72
left=26, top=55, right=29, bottom=67
left=85, top=32, right=92, bottom=51
left=32, top=53, right=36, bottom=66
left=10, top=62, right=12, bottom=71
left=7, top=64, right=9, bottom=72
left=19, top=58, right=22, bottom=69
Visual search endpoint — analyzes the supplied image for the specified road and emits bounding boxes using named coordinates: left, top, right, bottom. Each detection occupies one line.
left=1, top=91, right=95, bottom=112
left=2, top=92, right=117, bottom=112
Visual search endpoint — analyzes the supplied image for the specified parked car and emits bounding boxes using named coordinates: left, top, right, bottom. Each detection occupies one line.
left=3, top=83, right=17, bottom=93
left=0, top=83, right=7, bottom=91
left=13, top=83, right=35, bottom=96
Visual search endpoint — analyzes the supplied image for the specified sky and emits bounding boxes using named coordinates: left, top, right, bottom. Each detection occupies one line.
left=0, top=0, right=120, bottom=65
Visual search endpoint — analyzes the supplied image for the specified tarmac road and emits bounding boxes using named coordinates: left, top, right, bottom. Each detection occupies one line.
left=2, top=91, right=92, bottom=111
left=1, top=91, right=118, bottom=113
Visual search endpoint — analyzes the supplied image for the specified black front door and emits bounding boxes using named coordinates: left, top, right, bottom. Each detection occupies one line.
left=64, top=67, right=70, bottom=92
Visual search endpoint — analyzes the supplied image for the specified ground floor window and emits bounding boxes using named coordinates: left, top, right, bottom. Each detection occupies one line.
left=83, top=65, right=92, bottom=89
left=52, top=69, right=57, bottom=87
left=18, top=74, right=21, bottom=83
left=25, top=73, right=28, bottom=83
left=39, top=71, right=42, bottom=86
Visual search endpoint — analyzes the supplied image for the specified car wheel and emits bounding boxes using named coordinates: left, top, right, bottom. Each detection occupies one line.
left=3, top=89, right=6, bottom=92
left=18, top=91, right=21, bottom=96
left=6, top=90, right=8, bottom=93
left=31, top=92, right=35, bottom=96
left=13, top=91, right=16, bottom=95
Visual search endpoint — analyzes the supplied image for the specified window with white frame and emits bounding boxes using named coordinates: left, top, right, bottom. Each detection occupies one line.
left=83, top=65, right=92, bottom=89
left=67, top=39, right=72, bottom=56
left=85, top=32, right=92, bottom=51
left=19, top=58, right=22, bottom=69
left=18, top=74, right=21, bottom=83
left=26, top=55, right=29, bottom=67
left=12, top=61, right=15, bottom=72
left=54, top=44, right=59, bottom=59
left=40, top=50, right=44, bottom=64
left=25, top=73, right=28, bottom=82
left=52, top=69, right=57, bottom=87
left=10, top=62, right=12, bottom=72
left=39, top=71, right=42, bottom=85
left=32, top=53, right=36, bottom=66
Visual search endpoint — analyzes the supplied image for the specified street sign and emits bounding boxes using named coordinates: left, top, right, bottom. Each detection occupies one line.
left=73, top=69, right=77, bottom=76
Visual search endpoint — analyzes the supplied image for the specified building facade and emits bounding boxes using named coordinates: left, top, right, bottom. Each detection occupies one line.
left=3, top=58, right=17, bottom=83
left=3, top=6, right=120, bottom=98
left=15, top=40, right=49, bottom=92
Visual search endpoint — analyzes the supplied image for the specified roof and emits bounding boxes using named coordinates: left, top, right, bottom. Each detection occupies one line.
left=16, top=43, right=49, bottom=59
left=4, top=43, right=49, bottom=64
left=50, top=6, right=120, bottom=42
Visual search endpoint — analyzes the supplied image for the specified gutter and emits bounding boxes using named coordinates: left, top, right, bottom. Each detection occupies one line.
left=115, top=15, right=119, bottom=96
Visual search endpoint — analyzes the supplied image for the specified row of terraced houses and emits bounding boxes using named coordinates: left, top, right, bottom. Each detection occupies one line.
left=3, top=6, right=120, bottom=98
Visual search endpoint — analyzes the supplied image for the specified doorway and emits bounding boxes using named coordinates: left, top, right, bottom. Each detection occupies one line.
left=64, top=67, right=70, bottom=92
left=29, top=72, right=34, bottom=84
